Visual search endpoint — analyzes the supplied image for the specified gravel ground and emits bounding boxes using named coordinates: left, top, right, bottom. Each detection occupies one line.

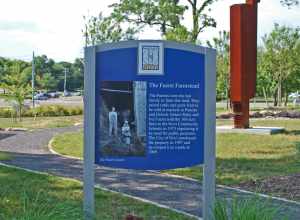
left=234, top=174, right=300, bottom=202
left=0, top=127, right=300, bottom=219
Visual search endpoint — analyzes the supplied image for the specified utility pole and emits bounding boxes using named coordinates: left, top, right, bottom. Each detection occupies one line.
left=64, top=67, right=68, bottom=95
left=32, top=51, right=35, bottom=108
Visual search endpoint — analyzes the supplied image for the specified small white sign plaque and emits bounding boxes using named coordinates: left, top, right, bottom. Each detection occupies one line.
left=138, top=42, right=164, bottom=75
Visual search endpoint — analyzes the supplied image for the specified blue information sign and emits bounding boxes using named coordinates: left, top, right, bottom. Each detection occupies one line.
left=90, top=41, right=215, bottom=170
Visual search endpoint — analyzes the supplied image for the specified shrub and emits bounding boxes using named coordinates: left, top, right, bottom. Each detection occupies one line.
left=0, top=105, right=83, bottom=118
left=0, top=108, right=12, bottom=118
left=212, top=197, right=282, bottom=220
left=0, top=189, right=82, bottom=219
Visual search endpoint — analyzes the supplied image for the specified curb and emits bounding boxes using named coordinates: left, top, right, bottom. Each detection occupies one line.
left=48, top=136, right=82, bottom=160
left=0, top=127, right=28, bottom=132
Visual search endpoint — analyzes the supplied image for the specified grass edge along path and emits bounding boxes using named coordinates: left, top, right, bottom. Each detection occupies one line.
left=51, top=119, right=300, bottom=187
left=0, top=163, right=196, bottom=220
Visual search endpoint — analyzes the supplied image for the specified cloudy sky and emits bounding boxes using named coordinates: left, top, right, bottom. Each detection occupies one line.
left=0, top=0, right=299, bottom=62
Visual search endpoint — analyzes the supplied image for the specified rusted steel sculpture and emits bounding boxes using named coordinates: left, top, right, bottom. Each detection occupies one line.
left=230, top=0, right=260, bottom=128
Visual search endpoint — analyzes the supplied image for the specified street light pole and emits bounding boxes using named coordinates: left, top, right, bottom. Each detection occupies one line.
left=64, top=67, right=68, bottom=95
left=32, top=51, right=35, bottom=108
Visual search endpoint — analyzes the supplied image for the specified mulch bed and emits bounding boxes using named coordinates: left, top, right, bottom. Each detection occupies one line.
left=233, top=174, right=300, bottom=202
left=218, top=110, right=300, bottom=119
left=219, top=110, right=300, bottom=201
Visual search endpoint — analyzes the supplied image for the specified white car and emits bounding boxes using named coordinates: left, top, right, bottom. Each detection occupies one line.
left=289, top=92, right=300, bottom=106
left=289, top=92, right=300, bottom=99
left=34, top=93, right=48, bottom=100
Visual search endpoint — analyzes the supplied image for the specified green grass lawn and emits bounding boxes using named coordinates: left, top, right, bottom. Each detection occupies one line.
left=0, top=152, right=12, bottom=161
left=52, top=132, right=83, bottom=158
left=0, top=165, right=194, bottom=220
left=216, top=107, right=230, bottom=114
left=0, top=116, right=82, bottom=129
left=52, top=119, right=300, bottom=187
left=166, top=119, right=300, bottom=185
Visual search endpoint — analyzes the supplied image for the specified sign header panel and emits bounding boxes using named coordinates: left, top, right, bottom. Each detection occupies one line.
left=94, top=41, right=212, bottom=170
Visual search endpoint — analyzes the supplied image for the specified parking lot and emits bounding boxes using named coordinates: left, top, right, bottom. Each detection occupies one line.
left=0, top=96, right=83, bottom=108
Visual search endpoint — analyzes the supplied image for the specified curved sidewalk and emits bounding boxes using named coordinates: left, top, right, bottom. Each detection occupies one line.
left=0, top=127, right=300, bottom=219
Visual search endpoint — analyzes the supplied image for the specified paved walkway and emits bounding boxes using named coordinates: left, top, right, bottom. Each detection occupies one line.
left=1, top=127, right=300, bottom=219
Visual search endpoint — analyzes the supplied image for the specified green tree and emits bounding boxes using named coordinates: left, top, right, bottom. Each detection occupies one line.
left=69, top=58, right=84, bottom=90
left=1, top=65, right=31, bottom=121
left=261, top=24, right=300, bottom=106
left=164, top=25, right=191, bottom=43
left=50, top=62, right=65, bottom=91
left=20, top=66, right=33, bottom=85
left=208, top=31, right=229, bottom=105
left=256, top=47, right=276, bottom=107
left=34, top=55, right=55, bottom=90
left=109, top=0, right=217, bottom=43
left=183, top=0, right=217, bottom=42
left=83, top=12, right=138, bottom=46
left=280, top=0, right=299, bottom=7
left=34, top=55, right=49, bottom=78
left=39, top=73, right=58, bottom=91
left=0, top=57, right=9, bottom=93
left=1, top=56, right=84, bottom=94
left=110, top=0, right=184, bottom=34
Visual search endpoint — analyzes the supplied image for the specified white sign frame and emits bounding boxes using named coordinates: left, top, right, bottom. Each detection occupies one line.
left=83, top=40, right=216, bottom=220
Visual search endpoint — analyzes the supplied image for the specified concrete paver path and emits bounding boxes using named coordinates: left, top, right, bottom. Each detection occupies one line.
left=0, top=127, right=300, bottom=219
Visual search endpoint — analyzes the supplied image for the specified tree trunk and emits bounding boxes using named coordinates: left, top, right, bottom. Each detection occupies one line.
left=284, top=91, right=288, bottom=106
left=262, top=87, right=269, bottom=108
left=226, top=88, right=229, bottom=110
left=161, top=21, right=166, bottom=35
left=277, top=78, right=282, bottom=107
left=18, top=104, right=22, bottom=122
left=274, top=90, right=278, bottom=107
left=191, top=0, right=198, bottom=43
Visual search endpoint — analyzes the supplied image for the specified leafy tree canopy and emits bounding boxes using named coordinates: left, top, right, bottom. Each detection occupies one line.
left=83, top=0, right=218, bottom=44
left=83, top=12, right=138, bottom=45
left=280, top=0, right=299, bottom=7
left=110, top=0, right=217, bottom=43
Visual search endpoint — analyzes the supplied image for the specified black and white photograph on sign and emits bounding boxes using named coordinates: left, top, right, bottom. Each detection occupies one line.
left=99, top=81, right=147, bottom=157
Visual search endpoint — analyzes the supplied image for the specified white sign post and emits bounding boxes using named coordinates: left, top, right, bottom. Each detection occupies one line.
left=203, top=48, right=216, bottom=220
left=83, top=41, right=216, bottom=220
left=83, top=46, right=96, bottom=219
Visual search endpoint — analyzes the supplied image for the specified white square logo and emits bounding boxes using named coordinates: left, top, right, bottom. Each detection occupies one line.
left=138, top=42, right=164, bottom=75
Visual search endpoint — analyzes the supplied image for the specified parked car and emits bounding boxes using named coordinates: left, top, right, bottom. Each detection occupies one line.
left=71, top=91, right=81, bottom=96
left=289, top=91, right=300, bottom=99
left=63, top=91, right=71, bottom=97
left=34, top=93, right=48, bottom=100
left=289, top=92, right=300, bottom=106
left=46, top=91, right=60, bottom=98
